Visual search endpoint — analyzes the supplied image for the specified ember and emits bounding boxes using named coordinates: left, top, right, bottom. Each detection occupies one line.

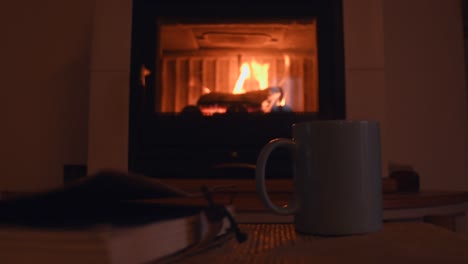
left=197, top=87, right=284, bottom=115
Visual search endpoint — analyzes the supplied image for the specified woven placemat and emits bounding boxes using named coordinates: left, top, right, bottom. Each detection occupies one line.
left=182, top=223, right=468, bottom=264
left=183, top=224, right=322, bottom=263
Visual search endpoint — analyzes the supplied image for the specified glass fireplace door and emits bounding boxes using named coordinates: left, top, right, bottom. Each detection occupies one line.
left=156, top=19, right=319, bottom=116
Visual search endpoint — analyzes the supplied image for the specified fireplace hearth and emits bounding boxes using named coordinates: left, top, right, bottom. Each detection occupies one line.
left=129, top=0, right=345, bottom=179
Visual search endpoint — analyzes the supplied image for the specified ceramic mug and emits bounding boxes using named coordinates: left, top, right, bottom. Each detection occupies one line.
left=256, top=120, right=382, bottom=235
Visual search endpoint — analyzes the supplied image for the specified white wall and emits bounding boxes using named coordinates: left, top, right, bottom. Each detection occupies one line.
left=343, top=0, right=388, bottom=177
left=0, top=0, right=94, bottom=190
left=383, top=0, right=468, bottom=190
left=345, top=0, right=468, bottom=190
left=87, top=0, right=132, bottom=174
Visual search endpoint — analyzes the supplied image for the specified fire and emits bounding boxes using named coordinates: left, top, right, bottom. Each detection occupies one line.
left=279, top=98, right=286, bottom=106
left=197, top=55, right=292, bottom=115
left=232, top=59, right=269, bottom=94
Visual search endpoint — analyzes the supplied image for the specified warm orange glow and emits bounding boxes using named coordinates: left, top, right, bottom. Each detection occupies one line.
left=251, top=60, right=269, bottom=90
left=232, top=63, right=251, bottom=94
left=202, top=87, right=211, bottom=94
left=279, top=54, right=290, bottom=107
left=140, top=65, right=151, bottom=88
left=198, top=55, right=295, bottom=115
left=232, top=59, right=269, bottom=94
left=284, top=54, right=290, bottom=68
left=279, top=98, right=286, bottom=106
left=201, top=106, right=226, bottom=116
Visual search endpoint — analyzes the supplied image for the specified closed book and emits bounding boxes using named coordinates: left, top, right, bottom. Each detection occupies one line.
left=0, top=170, right=243, bottom=264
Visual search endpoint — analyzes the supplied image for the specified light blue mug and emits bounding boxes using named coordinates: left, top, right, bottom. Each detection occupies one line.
left=256, top=120, right=383, bottom=235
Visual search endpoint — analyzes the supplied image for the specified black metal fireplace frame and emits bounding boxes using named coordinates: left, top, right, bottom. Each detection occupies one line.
left=128, top=0, right=346, bottom=179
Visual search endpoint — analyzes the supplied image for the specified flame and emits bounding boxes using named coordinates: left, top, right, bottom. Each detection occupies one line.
left=284, top=54, right=290, bottom=68
left=232, top=63, right=251, bottom=94
left=199, top=55, right=293, bottom=115
left=232, top=59, right=269, bottom=94
left=202, top=87, right=211, bottom=94
left=279, top=98, right=286, bottom=106
left=251, top=60, right=269, bottom=89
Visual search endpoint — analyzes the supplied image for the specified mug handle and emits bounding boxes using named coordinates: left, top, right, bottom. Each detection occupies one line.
left=256, top=138, right=300, bottom=215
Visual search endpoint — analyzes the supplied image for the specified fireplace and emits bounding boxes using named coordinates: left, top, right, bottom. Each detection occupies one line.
left=128, top=0, right=345, bottom=179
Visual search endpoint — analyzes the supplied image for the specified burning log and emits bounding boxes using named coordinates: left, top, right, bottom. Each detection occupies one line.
left=197, top=87, right=283, bottom=113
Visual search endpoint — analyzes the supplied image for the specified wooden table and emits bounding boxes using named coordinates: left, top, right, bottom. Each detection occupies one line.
left=183, top=222, right=468, bottom=263
left=158, top=179, right=468, bottom=233
left=229, top=192, right=468, bottom=233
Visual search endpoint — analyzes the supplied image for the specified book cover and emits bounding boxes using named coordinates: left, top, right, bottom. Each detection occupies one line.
left=0, top=170, right=244, bottom=263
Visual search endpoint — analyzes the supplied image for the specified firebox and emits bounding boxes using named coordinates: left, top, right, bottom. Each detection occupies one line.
left=129, top=0, right=345, bottom=179
left=157, top=20, right=318, bottom=115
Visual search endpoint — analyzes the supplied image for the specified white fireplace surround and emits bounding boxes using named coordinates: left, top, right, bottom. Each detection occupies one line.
left=87, top=0, right=468, bottom=190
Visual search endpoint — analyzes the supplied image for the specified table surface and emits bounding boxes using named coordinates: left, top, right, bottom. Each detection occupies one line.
left=182, top=222, right=468, bottom=263
left=162, top=179, right=468, bottom=210
left=151, top=191, right=468, bottom=211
